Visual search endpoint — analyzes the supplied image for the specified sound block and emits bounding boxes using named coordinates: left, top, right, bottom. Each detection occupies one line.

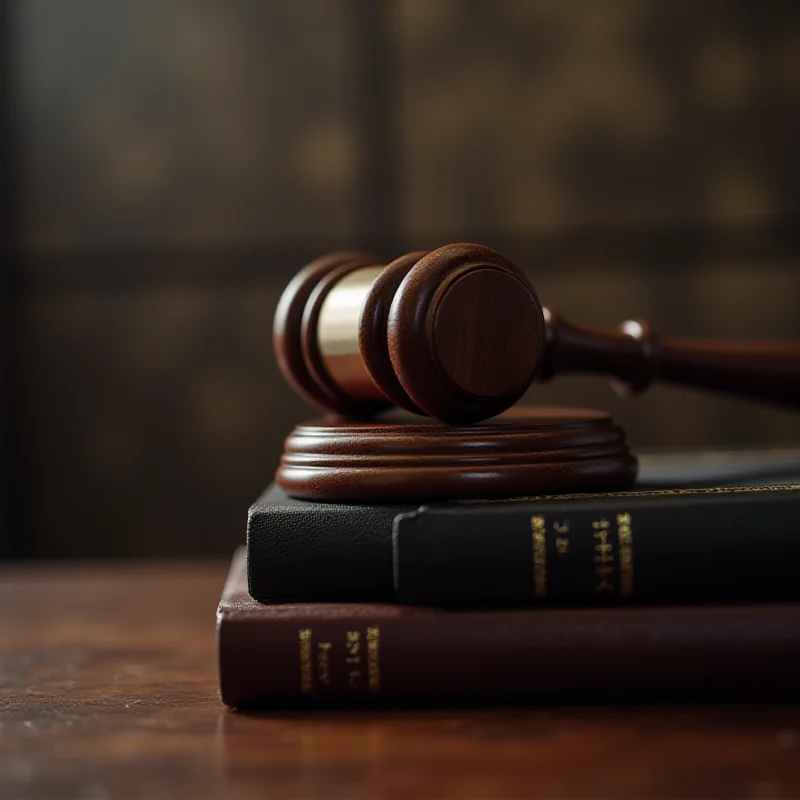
left=276, top=407, right=638, bottom=502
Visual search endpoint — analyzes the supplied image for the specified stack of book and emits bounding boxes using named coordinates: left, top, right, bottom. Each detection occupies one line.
left=217, top=447, right=800, bottom=708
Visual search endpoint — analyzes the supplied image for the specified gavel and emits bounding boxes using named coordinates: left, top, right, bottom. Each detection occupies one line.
left=274, top=243, right=800, bottom=425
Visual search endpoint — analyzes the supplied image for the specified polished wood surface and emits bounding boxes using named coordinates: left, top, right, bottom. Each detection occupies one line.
left=541, top=311, right=800, bottom=405
left=359, top=250, right=428, bottom=415
left=3, top=560, right=800, bottom=799
left=275, top=244, right=800, bottom=423
left=276, top=244, right=546, bottom=423
left=277, top=407, right=636, bottom=501
left=385, top=244, right=543, bottom=423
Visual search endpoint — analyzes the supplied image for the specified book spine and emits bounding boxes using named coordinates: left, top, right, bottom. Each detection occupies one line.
left=218, top=603, right=800, bottom=708
left=393, top=486, right=800, bottom=605
left=246, top=500, right=407, bottom=603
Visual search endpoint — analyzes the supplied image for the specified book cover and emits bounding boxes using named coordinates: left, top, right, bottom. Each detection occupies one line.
left=219, top=548, right=800, bottom=708
left=247, top=447, right=800, bottom=605
left=393, top=483, right=800, bottom=605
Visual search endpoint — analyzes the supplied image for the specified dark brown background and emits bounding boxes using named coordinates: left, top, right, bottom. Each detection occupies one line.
left=2, top=0, right=800, bottom=558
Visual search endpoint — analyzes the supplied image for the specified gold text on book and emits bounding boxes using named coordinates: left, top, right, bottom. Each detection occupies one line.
left=617, top=512, right=633, bottom=596
left=367, top=627, right=381, bottom=692
left=531, top=515, right=547, bottom=597
left=298, top=629, right=313, bottom=693
left=592, top=518, right=615, bottom=592
left=346, top=630, right=362, bottom=689
left=317, top=641, right=332, bottom=686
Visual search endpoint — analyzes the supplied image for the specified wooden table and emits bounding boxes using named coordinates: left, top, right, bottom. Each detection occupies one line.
left=2, top=561, right=799, bottom=799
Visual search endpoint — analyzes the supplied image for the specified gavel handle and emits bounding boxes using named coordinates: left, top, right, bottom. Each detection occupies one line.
left=539, top=310, right=800, bottom=407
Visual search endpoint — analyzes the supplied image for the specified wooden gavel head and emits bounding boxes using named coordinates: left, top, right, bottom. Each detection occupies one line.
left=274, top=243, right=800, bottom=499
left=274, top=244, right=546, bottom=424
left=276, top=243, right=800, bottom=427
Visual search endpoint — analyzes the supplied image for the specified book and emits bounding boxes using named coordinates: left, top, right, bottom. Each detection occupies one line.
left=394, top=483, right=800, bottom=605
left=247, top=447, right=800, bottom=606
left=219, top=548, right=800, bottom=708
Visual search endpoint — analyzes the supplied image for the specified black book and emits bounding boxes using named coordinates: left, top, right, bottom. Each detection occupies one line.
left=247, top=447, right=800, bottom=606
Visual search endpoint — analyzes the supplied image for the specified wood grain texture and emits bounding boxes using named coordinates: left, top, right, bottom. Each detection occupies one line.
left=277, top=407, right=637, bottom=501
left=359, top=250, right=427, bottom=415
left=276, top=244, right=800, bottom=424
left=1, top=561, right=800, bottom=799
left=540, top=311, right=800, bottom=406
left=387, top=244, right=544, bottom=423
left=431, top=268, right=538, bottom=397
left=276, top=244, right=546, bottom=424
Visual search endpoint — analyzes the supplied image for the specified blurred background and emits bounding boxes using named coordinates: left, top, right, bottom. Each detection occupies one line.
left=1, top=0, right=799, bottom=558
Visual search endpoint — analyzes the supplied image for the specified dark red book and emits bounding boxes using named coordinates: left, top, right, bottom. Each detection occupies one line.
left=217, top=549, right=800, bottom=708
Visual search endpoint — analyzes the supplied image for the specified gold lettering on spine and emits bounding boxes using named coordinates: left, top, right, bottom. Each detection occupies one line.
left=298, top=629, right=313, bottom=693
left=346, top=631, right=362, bottom=689
left=317, top=641, right=332, bottom=686
left=531, top=515, right=547, bottom=597
left=367, top=627, right=381, bottom=692
left=554, top=519, right=570, bottom=554
left=617, top=512, right=634, bottom=596
left=592, top=518, right=615, bottom=593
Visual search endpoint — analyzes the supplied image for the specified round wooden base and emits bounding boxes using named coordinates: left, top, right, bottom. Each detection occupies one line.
left=276, top=407, right=638, bottom=502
